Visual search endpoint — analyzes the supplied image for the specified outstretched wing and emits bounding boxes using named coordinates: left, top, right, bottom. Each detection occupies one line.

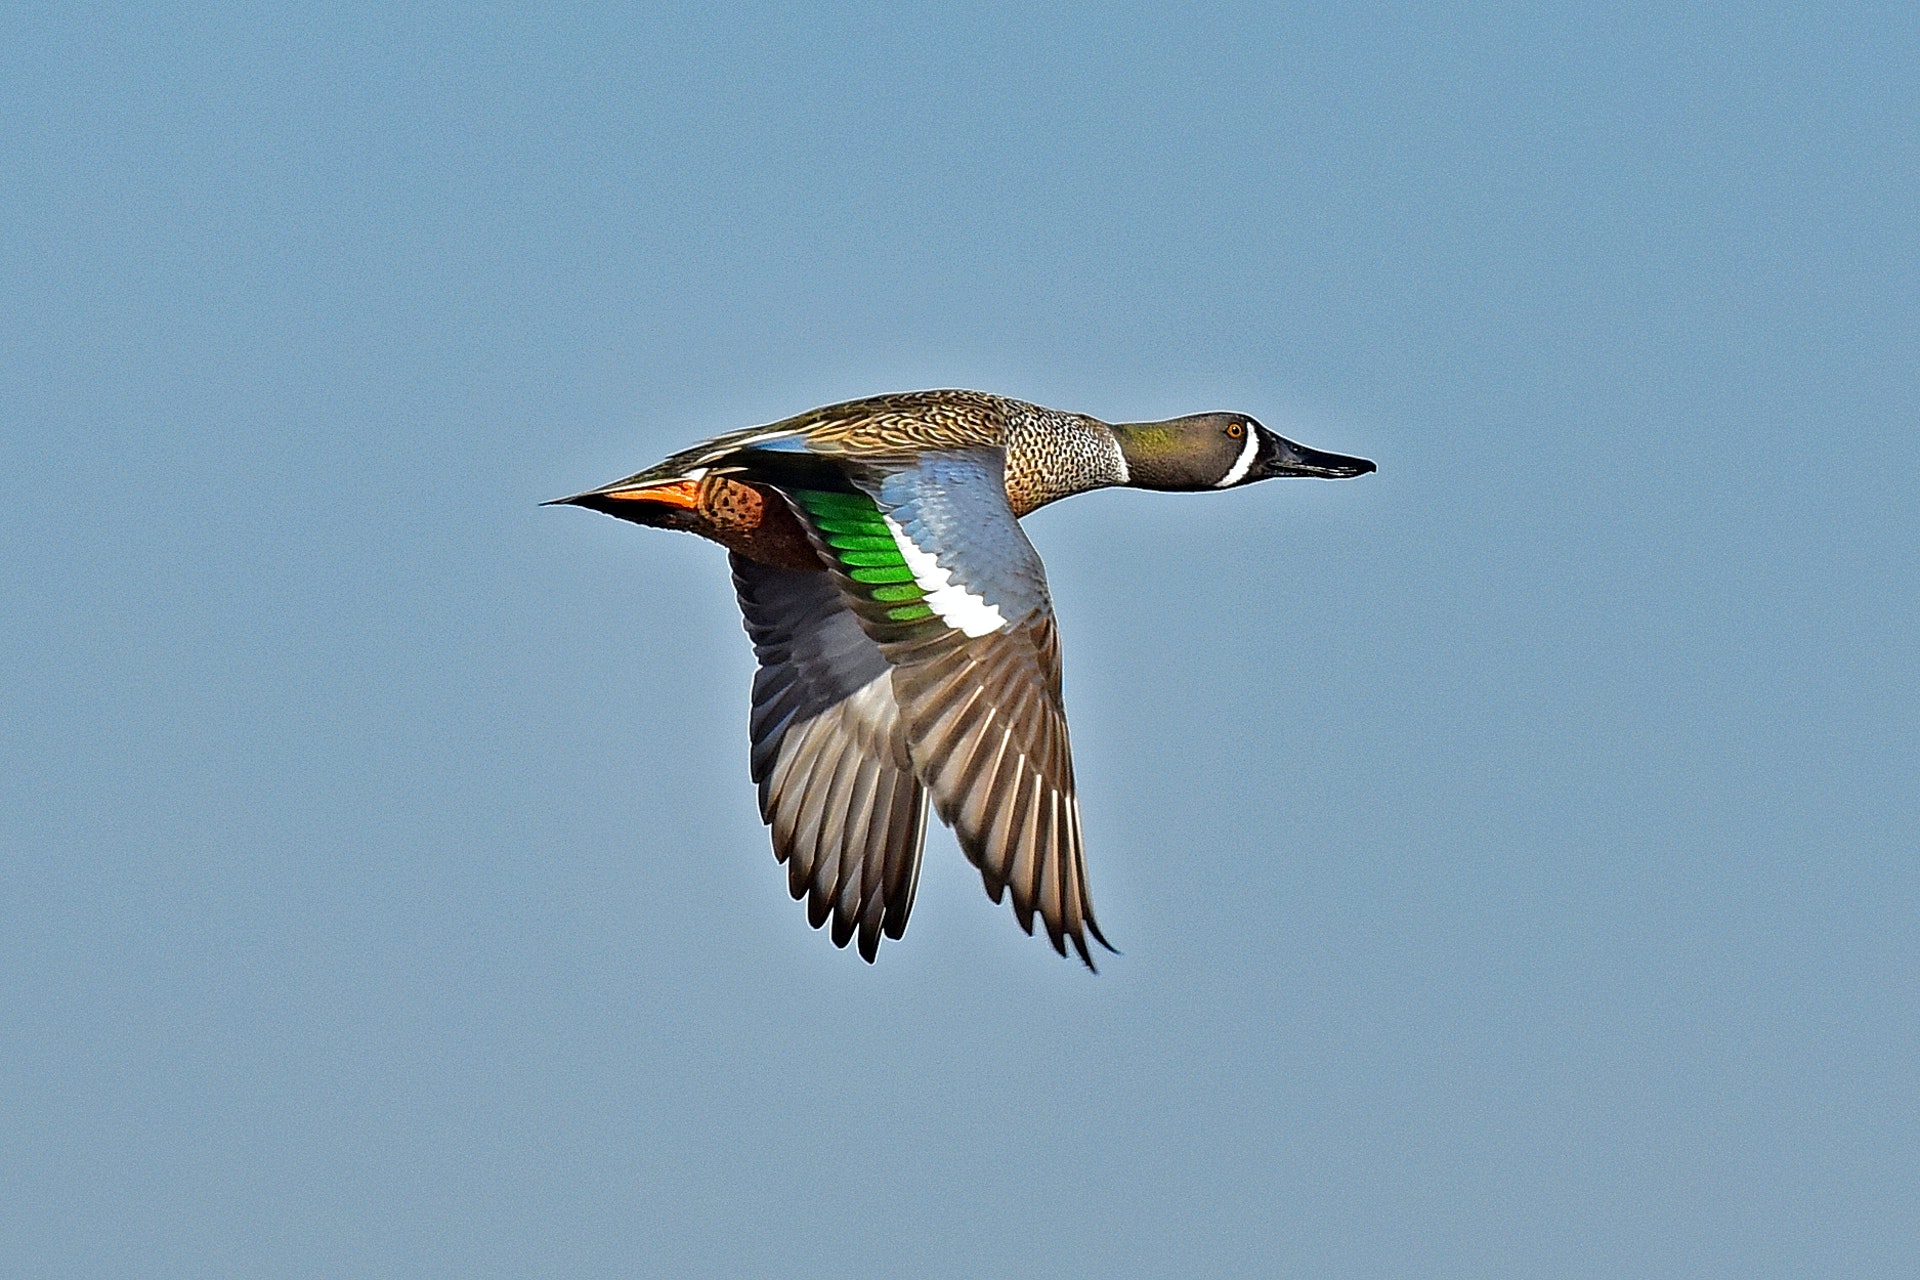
left=730, top=554, right=928, bottom=962
left=775, top=450, right=1113, bottom=967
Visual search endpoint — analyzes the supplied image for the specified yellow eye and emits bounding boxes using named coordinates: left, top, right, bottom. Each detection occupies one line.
left=1226, top=422, right=1245, bottom=439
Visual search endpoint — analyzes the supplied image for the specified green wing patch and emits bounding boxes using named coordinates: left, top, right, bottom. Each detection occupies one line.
left=790, top=489, right=937, bottom=623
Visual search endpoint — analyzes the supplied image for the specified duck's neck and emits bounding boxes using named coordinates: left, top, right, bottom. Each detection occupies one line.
left=1103, top=417, right=1221, bottom=490
left=1001, top=403, right=1129, bottom=516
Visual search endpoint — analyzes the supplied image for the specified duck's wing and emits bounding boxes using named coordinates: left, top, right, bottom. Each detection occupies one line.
left=730, top=554, right=929, bottom=962
left=773, top=449, right=1114, bottom=967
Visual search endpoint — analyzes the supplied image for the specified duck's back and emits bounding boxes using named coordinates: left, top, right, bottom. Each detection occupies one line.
left=667, top=389, right=1010, bottom=471
left=756, top=389, right=1130, bottom=516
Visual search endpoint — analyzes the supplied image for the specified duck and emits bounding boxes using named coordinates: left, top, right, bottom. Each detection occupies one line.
left=552, top=389, right=1374, bottom=968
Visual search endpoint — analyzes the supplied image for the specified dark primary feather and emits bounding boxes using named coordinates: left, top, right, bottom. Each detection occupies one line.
left=731, top=555, right=928, bottom=960
left=886, top=615, right=1109, bottom=965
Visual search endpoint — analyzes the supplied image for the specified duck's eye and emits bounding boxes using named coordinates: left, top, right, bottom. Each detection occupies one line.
left=1226, top=422, right=1245, bottom=439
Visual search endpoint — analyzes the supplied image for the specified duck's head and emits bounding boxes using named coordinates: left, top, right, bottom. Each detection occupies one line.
left=1109, top=413, right=1375, bottom=490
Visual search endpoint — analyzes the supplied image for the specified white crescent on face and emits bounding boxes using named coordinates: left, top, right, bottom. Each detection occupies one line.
left=1215, top=424, right=1259, bottom=488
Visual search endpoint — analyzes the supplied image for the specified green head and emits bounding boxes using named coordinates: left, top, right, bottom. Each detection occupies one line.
left=1109, top=413, right=1375, bottom=490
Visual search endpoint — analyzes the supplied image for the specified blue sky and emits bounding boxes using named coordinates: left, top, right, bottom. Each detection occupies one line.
left=4, top=4, right=1915, bottom=1276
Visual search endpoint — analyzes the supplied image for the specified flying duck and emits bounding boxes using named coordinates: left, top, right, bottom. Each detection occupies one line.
left=553, top=389, right=1374, bottom=967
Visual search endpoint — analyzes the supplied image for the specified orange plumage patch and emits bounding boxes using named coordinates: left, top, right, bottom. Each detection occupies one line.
left=602, top=479, right=703, bottom=510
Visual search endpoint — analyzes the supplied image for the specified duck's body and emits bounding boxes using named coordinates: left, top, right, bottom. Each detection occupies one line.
left=555, top=390, right=1373, bottom=966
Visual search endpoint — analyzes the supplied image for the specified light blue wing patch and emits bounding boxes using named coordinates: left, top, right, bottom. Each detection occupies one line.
left=857, top=449, right=1052, bottom=633
left=738, top=434, right=815, bottom=454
